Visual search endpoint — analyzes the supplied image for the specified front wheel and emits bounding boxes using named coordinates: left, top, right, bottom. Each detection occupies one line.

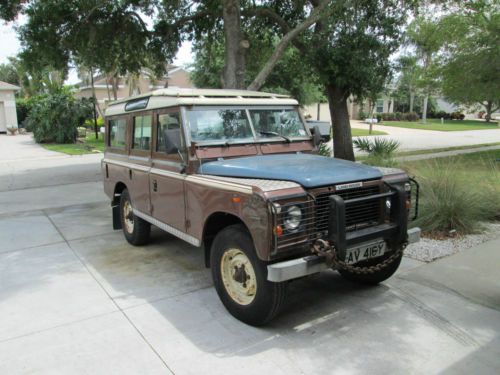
left=337, top=249, right=403, bottom=285
left=210, top=224, right=287, bottom=326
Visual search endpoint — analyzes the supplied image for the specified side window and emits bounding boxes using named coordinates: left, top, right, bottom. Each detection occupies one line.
left=108, top=118, right=127, bottom=149
left=157, top=112, right=184, bottom=155
left=132, top=115, right=152, bottom=150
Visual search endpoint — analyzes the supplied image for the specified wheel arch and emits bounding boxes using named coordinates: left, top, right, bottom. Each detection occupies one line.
left=112, top=181, right=128, bottom=206
left=202, top=212, right=249, bottom=268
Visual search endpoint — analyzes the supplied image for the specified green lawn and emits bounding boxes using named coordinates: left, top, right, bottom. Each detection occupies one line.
left=43, top=132, right=105, bottom=155
left=351, top=128, right=387, bottom=136
left=380, top=118, right=499, bottom=131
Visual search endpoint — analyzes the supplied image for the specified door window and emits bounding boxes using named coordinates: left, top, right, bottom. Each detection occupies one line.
left=157, top=112, right=184, bottom=155
left=133, top=115, right=152, bottom=150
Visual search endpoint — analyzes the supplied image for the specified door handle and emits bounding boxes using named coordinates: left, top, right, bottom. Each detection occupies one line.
left=153, top=180, right=158, bottom=192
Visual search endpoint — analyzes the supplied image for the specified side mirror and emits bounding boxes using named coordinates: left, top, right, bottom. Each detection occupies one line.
left=312, top=125, right=322, bottom=147
left=163, top=128, right=182, bottom=154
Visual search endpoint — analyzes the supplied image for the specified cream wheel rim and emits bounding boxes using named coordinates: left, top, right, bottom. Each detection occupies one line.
left=123, top=200, right=134, bottom=234
left=220, top=248, right=257, bottom=306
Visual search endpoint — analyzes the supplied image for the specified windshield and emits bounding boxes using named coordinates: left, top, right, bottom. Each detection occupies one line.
left=187, top=109, right=254, bottom=143
left=186, top=107, right=308, bottom=144
left=249, top=109, right=306, bottom=138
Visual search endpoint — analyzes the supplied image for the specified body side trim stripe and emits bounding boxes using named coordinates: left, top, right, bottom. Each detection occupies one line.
left=185, top=175, right=253, bottom=194
left=103, top=158, right=150, bottom=172
left=150, top=168, right=186, bottom=180
left=133, top=209, right=201, bottom=247
left=104, top=159, right=252, bottom=193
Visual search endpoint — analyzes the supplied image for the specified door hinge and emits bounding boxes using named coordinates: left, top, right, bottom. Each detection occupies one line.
left=185, top=219, right=191, bottom=229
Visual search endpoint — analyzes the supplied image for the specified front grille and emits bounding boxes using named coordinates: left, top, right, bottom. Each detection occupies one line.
left=314, top=185, right=381, bottom=235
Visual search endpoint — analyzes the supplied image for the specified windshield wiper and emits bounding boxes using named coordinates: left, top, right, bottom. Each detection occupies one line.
left=258, top=131, right=291, bottom=143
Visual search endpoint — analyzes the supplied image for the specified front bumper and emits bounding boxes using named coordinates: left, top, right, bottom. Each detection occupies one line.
left=267, top=227, right=421, bottom=282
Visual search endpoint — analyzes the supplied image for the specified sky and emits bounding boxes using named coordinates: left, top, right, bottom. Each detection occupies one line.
left=0, top=18, right=194, bottom=84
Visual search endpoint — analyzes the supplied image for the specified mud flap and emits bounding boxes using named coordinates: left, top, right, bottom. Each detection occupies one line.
left=112, top=205, right=122, bottom=230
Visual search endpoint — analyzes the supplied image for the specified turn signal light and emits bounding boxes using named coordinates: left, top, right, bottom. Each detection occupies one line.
left=232, top=196, right=241, bottom=203
left=406, top=199, right=411, bottom=209
left=274, top=225, right=284, bottom=237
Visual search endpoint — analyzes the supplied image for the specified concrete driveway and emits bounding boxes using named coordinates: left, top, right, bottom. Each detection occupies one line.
left=1, top=134, right=499, bottom=374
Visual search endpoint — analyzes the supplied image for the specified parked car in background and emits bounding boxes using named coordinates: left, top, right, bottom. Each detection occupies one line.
left=306, top=120, right=331, bottom=141
left=102, top=88, right=420, bottom=325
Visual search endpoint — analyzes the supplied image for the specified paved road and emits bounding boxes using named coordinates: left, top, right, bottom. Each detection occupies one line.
left=0, top=134, right=102, bottom=192
left=1, top=134, right=499, bottom=374
left=349, top=120, right=500, bottom=151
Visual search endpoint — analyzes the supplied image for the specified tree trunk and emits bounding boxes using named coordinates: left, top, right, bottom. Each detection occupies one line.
left=484, top=100, right=492, bottom=123
left=222, top=0, right=247, bottom=89
left=326, top=84, right=355, bottom=161
left=90, top=69, right=99, bottom=140
left=112, top=75, right=118, bottom=100
left=422, top=95, right=428, bottom=124
left=409, top=91, right=414, bottom=113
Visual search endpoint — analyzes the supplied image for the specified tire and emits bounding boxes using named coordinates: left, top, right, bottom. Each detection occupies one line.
left=120, top=188, right=151, bottom=246
left=210, top=224, right=287, bottom=326
left=338, top=248, right=403, bottom=285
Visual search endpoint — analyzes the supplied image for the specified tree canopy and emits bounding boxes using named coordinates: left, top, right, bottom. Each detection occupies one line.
left=439, top=0, right=500, bottom=121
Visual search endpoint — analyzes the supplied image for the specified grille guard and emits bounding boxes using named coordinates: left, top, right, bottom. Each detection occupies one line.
left=328, top=184, right=408, bottom=260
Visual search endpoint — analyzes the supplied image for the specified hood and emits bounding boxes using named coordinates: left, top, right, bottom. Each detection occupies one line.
left=199, top=154, right=382, bottom=188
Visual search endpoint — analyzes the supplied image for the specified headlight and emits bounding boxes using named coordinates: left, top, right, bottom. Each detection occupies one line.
left=284, top=205, right=302, bottom=232
left=404, top=182, right=411, bottom=192
left=386, top=198, right=392, bottom=210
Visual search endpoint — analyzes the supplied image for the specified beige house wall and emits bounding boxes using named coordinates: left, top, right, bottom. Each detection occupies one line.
left=303, top=94, right=393, bottom=123
left=75, top=68, right=194, bottom=117
left=0, top=90, right=19, bottom=132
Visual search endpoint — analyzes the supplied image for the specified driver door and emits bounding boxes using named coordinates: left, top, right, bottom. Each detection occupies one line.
left=150, top=108, right=187, bottom=231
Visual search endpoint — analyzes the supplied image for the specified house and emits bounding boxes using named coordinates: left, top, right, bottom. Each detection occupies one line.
left=74, top=66, right=194, bottom=115
left=303, top=92, right=394, bottom=123
left=0, top=81, right=20, bottom=133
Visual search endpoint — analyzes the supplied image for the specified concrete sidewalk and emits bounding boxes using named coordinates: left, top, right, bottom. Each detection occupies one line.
left=349, top=120, right=500, bottom=151
left=398, top=238, right=500, bottom=311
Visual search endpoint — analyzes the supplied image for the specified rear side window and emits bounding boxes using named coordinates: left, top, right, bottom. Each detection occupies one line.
left=133, top=115, right=152, bottom=150
left=157, top=112, right=183, bottom=154
left=108, top=118, right=127, bottom=148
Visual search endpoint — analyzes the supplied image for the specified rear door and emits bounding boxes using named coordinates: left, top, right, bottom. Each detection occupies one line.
left=150, top=108, right=187, bottom=231
left=128, top=112, right=153, bottom=214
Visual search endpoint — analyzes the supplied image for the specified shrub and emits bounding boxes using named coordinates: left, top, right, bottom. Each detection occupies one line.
left=353, top=137, right=400, bottom=156
left=25, top=89, right=93, bottom=143
left=16, top=97, right=34, bottom=126
left=404, top=112, right=419, bottom=121
left=405, top=158, right=500, bottom=235
left=84, top=116, right=105, bottom=129
left=450, top=111, right=465, bottom=120
left=377, top=112, right=419, bottom=122
left=318, top=142, right=332, bottom=157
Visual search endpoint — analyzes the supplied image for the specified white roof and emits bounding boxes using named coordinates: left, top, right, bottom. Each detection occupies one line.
left=105, top=88, right=298, bottom=116
left=0, top=81, right=20, bottom=91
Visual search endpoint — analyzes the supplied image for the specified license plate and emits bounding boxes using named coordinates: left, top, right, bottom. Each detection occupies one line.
left=345, top=241, right=386, bottom=265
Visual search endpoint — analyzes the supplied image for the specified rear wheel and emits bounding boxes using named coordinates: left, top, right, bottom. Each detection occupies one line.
left=337, top=249, right=403, bottom=285
left=120, top=188, right=151, bottom=246
left=210, top=224, right=287, bottom=326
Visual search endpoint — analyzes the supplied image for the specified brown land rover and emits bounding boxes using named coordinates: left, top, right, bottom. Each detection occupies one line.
left=102, top=88, right=420, bottom=325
